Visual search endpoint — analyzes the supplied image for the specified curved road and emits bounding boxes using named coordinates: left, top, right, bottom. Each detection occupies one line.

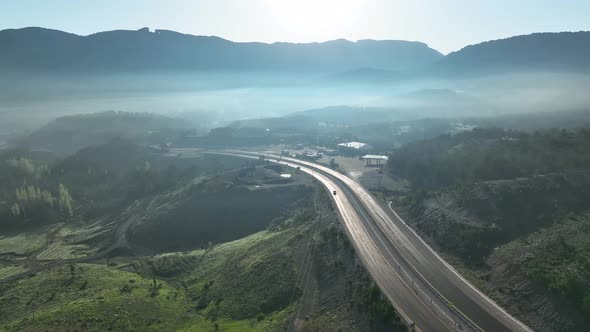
left=215, top=150, right=532, bottom=332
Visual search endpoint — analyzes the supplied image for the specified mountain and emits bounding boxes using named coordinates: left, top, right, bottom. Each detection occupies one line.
left=433, top=31, right=590, bottom=75
left=228, top=106, right=406, bottom=131
left=16, top=111, right=188, bottom=155
left=3, top=28, right=590, bottom=76
left=0, top=27, right=443, bottom=74
left=322, top=67, right=405, bottom=84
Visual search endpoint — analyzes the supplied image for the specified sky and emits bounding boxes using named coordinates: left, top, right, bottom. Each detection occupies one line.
left=1, top=0, right=590, bottom=54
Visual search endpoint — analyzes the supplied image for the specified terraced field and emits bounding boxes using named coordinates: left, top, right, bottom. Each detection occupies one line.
left=0, top=229, right=49, bottom=255
left=36, top=242, right=94, bottom=260
left=0, top=264, right=27, bottom=280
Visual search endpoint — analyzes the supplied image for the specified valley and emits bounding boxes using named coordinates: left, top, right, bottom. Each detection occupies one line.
left=0, top=136, right=403, bottom=331
left=1, top=12, right=590, bottom=331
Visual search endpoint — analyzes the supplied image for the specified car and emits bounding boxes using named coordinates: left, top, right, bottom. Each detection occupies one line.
left=333, top=190, right=337, bottom=195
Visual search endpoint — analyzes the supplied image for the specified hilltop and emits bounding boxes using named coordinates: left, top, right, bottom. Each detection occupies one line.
left=0, top=27, right=442, bottom=74
left=432, top=31, right=590, bottom=75
left=15, top=111, right=189, bottom=155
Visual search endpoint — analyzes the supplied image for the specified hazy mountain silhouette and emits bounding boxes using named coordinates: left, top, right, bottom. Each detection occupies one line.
left=432, top=31, right=590, bottom=76
left=321, top=67, right=405, bottom=84
left=0, top=27, right=443, bottom=73
left=3, top=27, right=589, bottom=77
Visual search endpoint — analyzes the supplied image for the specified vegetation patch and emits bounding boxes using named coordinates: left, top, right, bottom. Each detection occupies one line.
left=494, top=213, right=590, bottom=328
left=0, top=263, right=185, bottom=331
left=0, top=264, right=27, bottom=280
left=129, top=177, right=312, bottom=253
left=387, top=127, right=590, bottom=331
left=36, top=242, right=94, bottom=260
left=0, top=229, right=48, bottom=255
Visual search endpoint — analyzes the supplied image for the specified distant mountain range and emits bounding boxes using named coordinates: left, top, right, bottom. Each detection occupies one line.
left=434, top=32, right=590, bottom=75
left=1, top=27, right=589, bottom=76
left=0, top=27, right=442, bottom=73
left=321, top=67, right=405, bottom=84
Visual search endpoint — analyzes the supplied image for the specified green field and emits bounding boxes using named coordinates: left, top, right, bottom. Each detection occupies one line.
left=36, top=242, right=95, bottom=260
left=0, top=229, right=49, bottom=256
left=0, top=224, right=305, bottom=331
left=0, top=264, right=27, bottom=280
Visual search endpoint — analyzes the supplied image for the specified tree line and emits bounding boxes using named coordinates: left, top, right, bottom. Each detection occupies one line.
left=387, top=127, right=590, bottom=189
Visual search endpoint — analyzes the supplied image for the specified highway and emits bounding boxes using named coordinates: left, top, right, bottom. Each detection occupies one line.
left=215, top=150, right=532, bottom=332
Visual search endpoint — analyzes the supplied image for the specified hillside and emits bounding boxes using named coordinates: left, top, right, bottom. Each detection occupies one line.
left=5, top=28, right=590, bottom=77
left=200, top=106, right=427, bottom=149
left=0, top=27, right=442, bottom=74
left=388, top=128, right=590, bottom=189
left=0, top=212, right=403, bottom=331
left=0, top=146, right=405, bottom=331
left=433, top=31, right=590, bottom=75
left=229, top=106, right=405, bottom=131
left=321, top=68, right=405, bottom=84
left=16, top=111, right=188, bottom=155
left=386, top=128, right=590, bottom=331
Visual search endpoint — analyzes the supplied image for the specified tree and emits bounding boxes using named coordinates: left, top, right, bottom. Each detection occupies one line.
left=41, top=190, right=55, bottom=208
left=583, top=295, right=590, bottom=318
left=16, top=188, right=28, bottom=201
left=330, top=158, right=339, bottom=169
left=26, top=186, right=38, bottom=201
left=17, top=158, right=35, bottom=175
left=10, top=203, right=20, bottom=217
left=58, top=184, right=74, bottom=217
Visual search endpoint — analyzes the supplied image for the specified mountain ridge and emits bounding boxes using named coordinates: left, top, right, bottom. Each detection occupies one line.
left=433, top=31, right=590, bottom=75
left=4, top=27, right=589, bottom=76
left=0, top=27, right=443, bottom=73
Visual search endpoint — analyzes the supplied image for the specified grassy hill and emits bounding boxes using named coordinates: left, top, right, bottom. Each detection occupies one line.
left=0, top=142, right=406, bottom=331
left=0, top=183, right=405, bottom=332
left=15, top=111, right=189, bottom=155
left=386, top=127, right=590, bottom=331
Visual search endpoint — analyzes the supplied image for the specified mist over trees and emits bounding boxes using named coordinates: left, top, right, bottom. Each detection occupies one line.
left=388, top=128, right=590, bottom=189
left=2, top=28, right=590, bottom=133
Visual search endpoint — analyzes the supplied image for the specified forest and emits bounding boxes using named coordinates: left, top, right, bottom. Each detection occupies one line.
left=387, top=127, right=590, bottom=330
left=388, top=127, right=590, bottom=189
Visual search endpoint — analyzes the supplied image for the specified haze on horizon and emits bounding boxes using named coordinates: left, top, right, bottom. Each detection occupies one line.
left=2, top=0, right=590, bottom=54
left=3, top=2, right=590, bottom=332
left=1, top=0, right=590, bottom=135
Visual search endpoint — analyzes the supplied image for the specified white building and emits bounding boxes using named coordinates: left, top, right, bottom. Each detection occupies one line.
left=338, top=141, right=367, bottom=149
left=361, top=155, right=389, bottom=166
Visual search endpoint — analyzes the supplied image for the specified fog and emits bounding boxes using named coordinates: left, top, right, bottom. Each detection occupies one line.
left=1, top=70, right=589, bottom=135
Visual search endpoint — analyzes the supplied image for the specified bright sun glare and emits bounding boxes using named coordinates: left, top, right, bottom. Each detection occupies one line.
left=264, top=0, right=367, bottom=41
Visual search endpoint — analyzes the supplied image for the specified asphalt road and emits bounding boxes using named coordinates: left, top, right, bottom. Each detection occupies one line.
left=217, top=150, right=532, bottom=332
left=0, top=148, right=533, bottom=331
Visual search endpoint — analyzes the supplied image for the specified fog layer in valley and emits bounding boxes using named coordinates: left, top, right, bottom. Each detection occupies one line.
left=2, top=28, right=590, bottom=135
left=2, top=71, right=590, bottom=135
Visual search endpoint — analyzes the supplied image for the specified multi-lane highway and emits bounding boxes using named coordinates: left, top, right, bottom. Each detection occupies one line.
left=215, top=150, right=532, bottom=332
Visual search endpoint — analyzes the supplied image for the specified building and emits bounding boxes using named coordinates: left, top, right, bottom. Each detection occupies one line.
left=338, top=141, right=367, bottom=150
left=296, top=151, right=321, bottom=161
left=361, top=155, right=389, bottom=166
left=337, top=141, right=372, bottom=156
left=317, top=148, right=339, bottom=156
